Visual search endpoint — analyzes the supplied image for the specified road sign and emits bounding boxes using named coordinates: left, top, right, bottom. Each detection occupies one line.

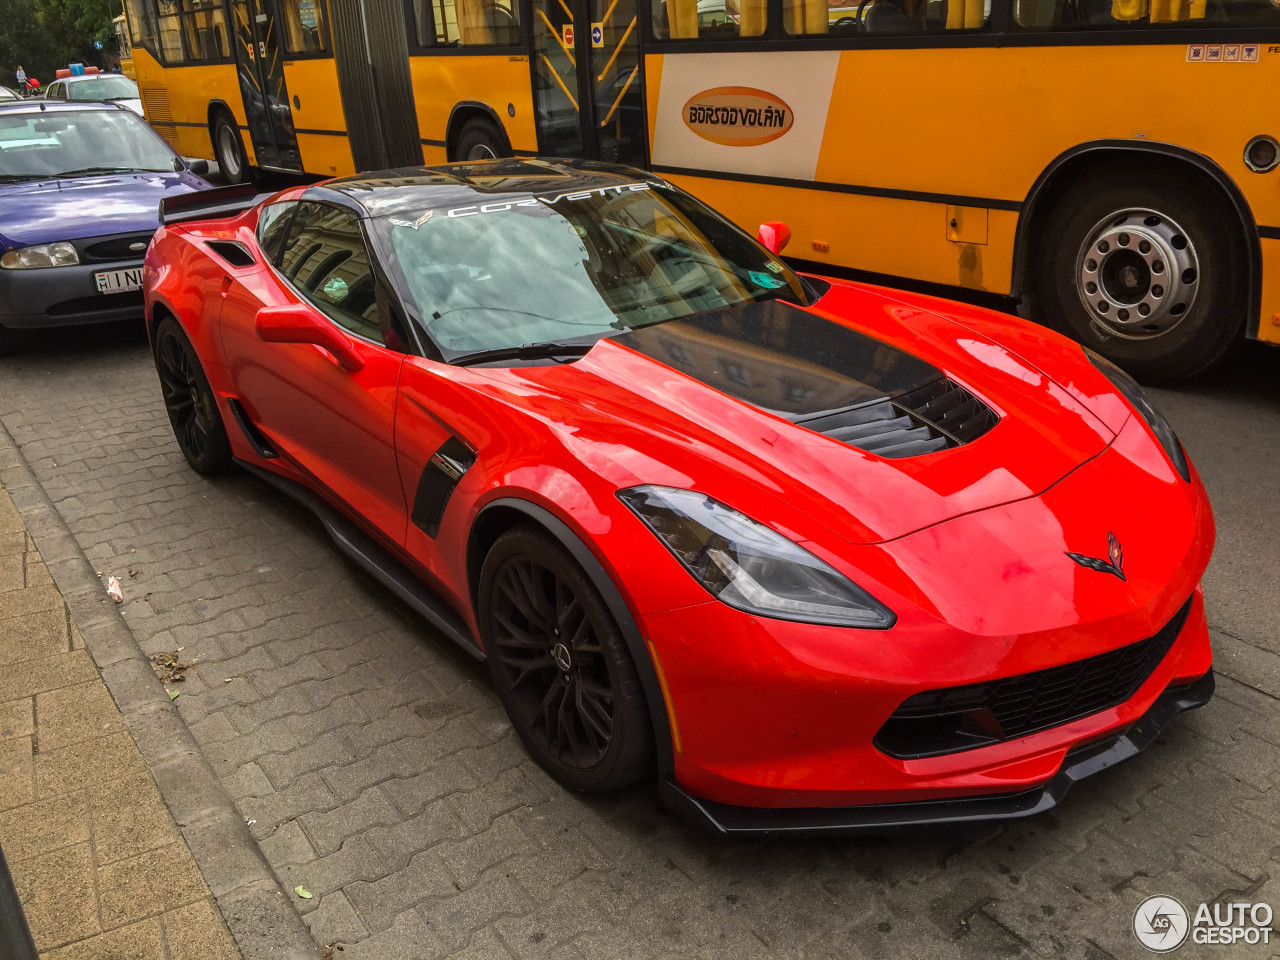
left=563, top=24, right=574, bottom=46
left=93, top=40, right=103, bottom=50
left=591, top=23, right=603, bottom=47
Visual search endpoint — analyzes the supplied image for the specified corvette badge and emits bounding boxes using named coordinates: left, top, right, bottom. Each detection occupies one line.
left=1067, top=532, right=1126, bottom=582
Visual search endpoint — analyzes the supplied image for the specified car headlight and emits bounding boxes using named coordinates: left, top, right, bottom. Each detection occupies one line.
left=0, top=242, right=80, bottom=269
left=617, top=485, right=896, bottom=629
left=1085, top=349, right=1189, bottom=482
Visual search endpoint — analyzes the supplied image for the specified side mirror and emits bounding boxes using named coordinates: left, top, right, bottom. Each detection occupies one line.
left=255, top=304, right=365, bottom=372
left=757, top=221, right=791, bottom=255
left=185, top=158, right=210, bottom=175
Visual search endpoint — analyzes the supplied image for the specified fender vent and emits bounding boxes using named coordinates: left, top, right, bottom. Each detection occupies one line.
left=411, top=437, right=476, bottom=538
left=204, top=240, right=256, bottom=268
left=792, top=376, right=998, bottom=459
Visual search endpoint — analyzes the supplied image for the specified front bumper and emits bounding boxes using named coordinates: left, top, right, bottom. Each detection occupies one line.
left=0, top=259, right=144, bottom=330
left=662, top=669, right=1213, bottom=836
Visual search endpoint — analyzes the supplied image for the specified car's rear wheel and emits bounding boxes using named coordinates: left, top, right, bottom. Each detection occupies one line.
left=212, top=111, right=249, bottom=185
left=454, top=116, right=508, bottom=162
left=154, top=317, right=232, bottom=475
left=1033, top=168, right=1245, bottom=384
left=479, top=525, right=653, bottom=792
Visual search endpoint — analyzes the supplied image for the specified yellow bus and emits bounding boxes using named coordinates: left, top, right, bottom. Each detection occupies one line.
left=120, top=0, right=1280, bottom=379
left=113, top=11, right=136, bottom=78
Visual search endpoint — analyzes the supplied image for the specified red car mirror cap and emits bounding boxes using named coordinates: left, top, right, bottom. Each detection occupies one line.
left=254, top=304, right=365, bottom=372
left=757, top=221, right=791, bottom=255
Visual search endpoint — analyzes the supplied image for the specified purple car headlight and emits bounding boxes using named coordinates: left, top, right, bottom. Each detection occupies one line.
left=0, top=242, right=80, bottom=269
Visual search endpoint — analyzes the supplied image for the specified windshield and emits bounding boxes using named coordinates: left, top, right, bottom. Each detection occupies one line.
left=0, top=109, right=174, bottom=181
left=67, top=77, right=139, bottom=102
left=372, top=179, right=810, bottom=357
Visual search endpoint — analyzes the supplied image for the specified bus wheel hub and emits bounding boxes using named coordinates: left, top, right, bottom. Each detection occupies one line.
left=1074, top=207, right=1199, bottom=340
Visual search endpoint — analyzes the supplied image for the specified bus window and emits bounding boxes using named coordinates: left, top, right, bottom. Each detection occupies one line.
left=181, top=0, right=229, bottom=60
left=423, top=0, right=522, bottom=45
left=789, top=0, right=987, bottom=34
left=280, top=0, right=329, bottom=52
left=158, top=13, right=186, bottom=61
left=651, top=0, right=766, bottom=38
left=1014, top=0, right=1280, bottom=26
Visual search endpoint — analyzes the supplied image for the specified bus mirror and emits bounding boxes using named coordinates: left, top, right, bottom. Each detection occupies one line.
left=757, top=221, right=791, bottom=255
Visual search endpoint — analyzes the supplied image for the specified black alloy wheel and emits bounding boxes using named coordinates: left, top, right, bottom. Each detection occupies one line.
left=154, top=317, right=232, bottom=475
left=480, top=526, right=653, bottom=792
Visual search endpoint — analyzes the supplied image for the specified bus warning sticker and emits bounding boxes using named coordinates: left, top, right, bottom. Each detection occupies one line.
left=682, top=87, right=794, bottom=147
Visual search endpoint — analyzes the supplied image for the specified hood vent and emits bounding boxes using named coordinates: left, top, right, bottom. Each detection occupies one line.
left=789, top=376, right=998, bottom=459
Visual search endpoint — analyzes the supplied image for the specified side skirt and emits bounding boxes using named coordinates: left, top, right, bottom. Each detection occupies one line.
left=236, top=459, right=483, bottom=660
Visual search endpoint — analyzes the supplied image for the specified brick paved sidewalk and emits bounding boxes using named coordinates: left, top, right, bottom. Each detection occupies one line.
left=0, top=480, right=241, bottom=959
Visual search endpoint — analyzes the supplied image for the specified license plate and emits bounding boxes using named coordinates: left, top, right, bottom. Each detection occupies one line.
left=95, top=267, right=143, bottom=294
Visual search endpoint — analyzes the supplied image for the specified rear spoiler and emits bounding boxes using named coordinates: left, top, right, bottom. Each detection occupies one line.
left=159, top=183, right=271, bottom=227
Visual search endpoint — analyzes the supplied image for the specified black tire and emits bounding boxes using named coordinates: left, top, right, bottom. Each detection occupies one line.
left=0, top=326, right=17, bottom=357
left=211, top=111, right=250, bottom=185
left=154, top=317, right=232, bottom=475
left=1032, top=167, right=1246, bottom=384
left=479, top=525, right=654, bottom=792
left=454, top=116, right=509, bottom=162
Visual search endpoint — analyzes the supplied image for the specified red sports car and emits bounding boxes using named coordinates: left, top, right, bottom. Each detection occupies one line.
left=145, top=160, right=1214, bottom=834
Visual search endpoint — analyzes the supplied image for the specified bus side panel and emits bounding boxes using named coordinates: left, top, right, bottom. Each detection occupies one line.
left=650, top=45, right=1280, bottom=330
left=1258, top=239, right=1280, bottom=344
left=281, top=59, right=356, bottom=177
left=134, top=49, right=256, bottom=166
left=409, top=55, right=538, bottom=161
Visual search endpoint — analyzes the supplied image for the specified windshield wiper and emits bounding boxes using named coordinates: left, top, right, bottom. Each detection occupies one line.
left=54, top=166, right=150, bottom=178
left=449, top=339, right=603, bottom=366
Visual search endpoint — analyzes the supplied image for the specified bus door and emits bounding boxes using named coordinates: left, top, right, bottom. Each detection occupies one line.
left=530, top=0, right=645, bottom=164
left=230, top=0, right=303, bottom=171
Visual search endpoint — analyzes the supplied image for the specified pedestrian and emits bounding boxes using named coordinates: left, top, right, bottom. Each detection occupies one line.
left=14, top=65, right=26, bottom=96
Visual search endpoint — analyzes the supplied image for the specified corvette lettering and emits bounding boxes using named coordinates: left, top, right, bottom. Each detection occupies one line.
left=442, top=183, right=651, bottom=219
left=682, top=87, right=794, bottom=146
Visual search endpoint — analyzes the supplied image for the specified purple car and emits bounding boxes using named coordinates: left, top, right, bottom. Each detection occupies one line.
left=0, top=100, right=212, bottom=354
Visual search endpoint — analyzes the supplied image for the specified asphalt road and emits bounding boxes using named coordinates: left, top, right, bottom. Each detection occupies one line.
left=0, top=317, right=1276, bottom=960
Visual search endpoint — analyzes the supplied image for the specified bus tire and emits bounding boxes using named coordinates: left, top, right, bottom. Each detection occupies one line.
left=455, top=117, right=508, bottom=162
left=1033, top=169, right=1245, bottom=384
left=211, top=111, right=250, bottom=185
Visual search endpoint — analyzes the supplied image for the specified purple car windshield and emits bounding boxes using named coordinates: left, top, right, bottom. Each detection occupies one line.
left=0, top=109, right=173, bottom=182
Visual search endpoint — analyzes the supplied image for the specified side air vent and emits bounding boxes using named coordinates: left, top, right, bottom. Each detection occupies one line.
left=791, top=376, right=998, bottom=459
left=204, top=240, right=256, bottom=268
left=411, top=437, right=477, bottom=538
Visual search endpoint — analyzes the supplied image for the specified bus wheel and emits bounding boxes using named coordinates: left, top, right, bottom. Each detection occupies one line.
left=212, top=112, right=249, bottom=185
left=1033, top=171, right=1245, bottom=384
left=455, top=117, right=508, bottom=162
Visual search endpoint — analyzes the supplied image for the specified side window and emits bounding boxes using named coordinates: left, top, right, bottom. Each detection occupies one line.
left=784, top=0, right=987, bottom=35
left=280, top=0, right=330, bottom=53
left=278, top=202, right=384, bottom=344
left=180, top=0, right=230, bottom=60
left=257, top=201, right=298, bottom=265
left=416, top=0, right=521, bottom=46
left=652, top=0, right=767, bottom=38
left=1014, top=0, right=1280, bottom=27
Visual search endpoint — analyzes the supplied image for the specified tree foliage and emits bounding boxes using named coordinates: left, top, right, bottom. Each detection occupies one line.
left=0, top=0, right=119, bottom=86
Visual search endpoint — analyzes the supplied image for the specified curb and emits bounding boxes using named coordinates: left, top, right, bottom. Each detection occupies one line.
left=0, top=416, right=321, bottom=960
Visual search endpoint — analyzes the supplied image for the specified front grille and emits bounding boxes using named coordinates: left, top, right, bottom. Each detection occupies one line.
left=875, top=596, right=1194, bottom=759
left=791, top=376, right=999, bottom=459
left=48, top=290, right=144, bottom=317
left=79, top=233, right=154, bottom=264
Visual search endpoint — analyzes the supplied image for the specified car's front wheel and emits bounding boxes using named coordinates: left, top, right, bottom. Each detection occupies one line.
left=479, top=525, right=654, bottom=792
left=154, top=317, right=232, bottom=475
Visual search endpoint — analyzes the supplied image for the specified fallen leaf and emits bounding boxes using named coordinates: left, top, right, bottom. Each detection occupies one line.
left=168, top=689, right=180, bottom=701
left=295, top=885, right=312, bottom=900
